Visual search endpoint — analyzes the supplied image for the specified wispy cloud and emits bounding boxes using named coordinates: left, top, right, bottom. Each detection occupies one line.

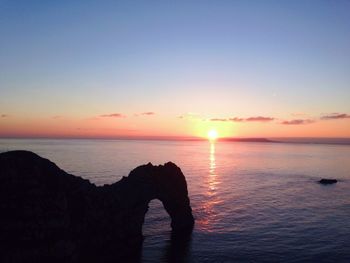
left=178, top=113, right=202, bottom=120
left=280, top=119, right=315, bottom=125
left=228, top=117, right=244, bottom=122
left=210, top=116, right=275, bottom=122
left=1, top=114, right=8, bottom=118
left=135, top=112, right=156, bottom=116
left=244, top=116, right=275, bottom=122
left=100, top=113, right=126, bottom=118
left=141, top=112, right=155, bottom=115
left=52, top=115, right=61, bottom=119
left=209, top=118, right=227, bottom=122
left=321, top=113, right=350, bottom=120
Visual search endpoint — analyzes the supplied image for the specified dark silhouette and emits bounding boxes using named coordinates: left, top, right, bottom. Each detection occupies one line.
left=0, top=151, right=194, bottom=262
left=162, top=232, right=192, bottom=263
left=319, top=178, right=338, bottom=185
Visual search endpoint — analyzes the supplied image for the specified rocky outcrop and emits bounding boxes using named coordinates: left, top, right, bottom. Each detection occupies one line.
left=0, top=151, right=194, bottom=262
left=319, top=178, right=338, bottom=185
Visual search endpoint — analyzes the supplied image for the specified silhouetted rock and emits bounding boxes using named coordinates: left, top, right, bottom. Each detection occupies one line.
left=0, top=151, right=194, bottom=262
left=319, top=179, right=338, bottom=185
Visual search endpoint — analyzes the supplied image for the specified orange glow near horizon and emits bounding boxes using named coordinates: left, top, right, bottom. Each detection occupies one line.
left=1, top=113, right=350, bottom=139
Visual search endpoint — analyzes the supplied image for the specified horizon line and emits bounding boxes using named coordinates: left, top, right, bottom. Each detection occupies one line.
left=1, top=135, right=350, bottom=141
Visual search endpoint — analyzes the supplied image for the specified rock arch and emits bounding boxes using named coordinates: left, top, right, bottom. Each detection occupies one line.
left=0, top=151, right=194, bottom=262
left=124, top=162, right=195, bottom=233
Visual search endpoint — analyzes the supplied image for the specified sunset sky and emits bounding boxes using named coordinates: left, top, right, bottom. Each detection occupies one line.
left=1, top=1, right=350, bottom=139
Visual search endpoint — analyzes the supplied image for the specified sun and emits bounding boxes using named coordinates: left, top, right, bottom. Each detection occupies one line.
left=207, top=129, right=218, bottom=141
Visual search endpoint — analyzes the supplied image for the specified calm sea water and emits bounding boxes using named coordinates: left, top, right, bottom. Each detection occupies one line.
left=1, top=139, right=350, bottom=262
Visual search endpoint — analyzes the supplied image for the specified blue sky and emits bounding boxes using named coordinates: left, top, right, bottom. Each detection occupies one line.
left=1, top=1, right=350, bottom=137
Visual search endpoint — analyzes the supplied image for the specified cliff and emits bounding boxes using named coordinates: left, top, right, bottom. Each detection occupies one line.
left=0, top=150, right=194, bottom=262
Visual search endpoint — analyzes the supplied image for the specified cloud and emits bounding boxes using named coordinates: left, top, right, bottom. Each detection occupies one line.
left=135, top=112, right=156, bottom=116
left=244, top=116, right=275, bottom=122
left=100, top=113, right=126, bottom=118
left=1, top=114, right=8, bottom=118
left=141, top=112, right=155, bottom=115
left=321, top=113, right=350, bottom=120
left=210, top=116, right=275, bottom=122
left=228, top=117, right=244, bottom=122
left=280, top=119, right=315, bottom=125
left=52, top=115, right=61, bottom=119
left=209, top=118, right=228, bottom=122
left=178, top=113, right=202, bottom=120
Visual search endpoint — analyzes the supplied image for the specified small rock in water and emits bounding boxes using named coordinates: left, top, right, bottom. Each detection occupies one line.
left=319, top=179, right=337, bottom=185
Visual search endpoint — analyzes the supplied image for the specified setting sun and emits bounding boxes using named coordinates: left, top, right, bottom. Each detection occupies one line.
left=208, top=129, right=218, bottom=141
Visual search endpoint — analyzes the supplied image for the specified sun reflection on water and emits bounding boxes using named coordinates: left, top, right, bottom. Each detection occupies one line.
left=197, top=141, right=222, bottom=231
left=209, top=142, right=217, bottom=192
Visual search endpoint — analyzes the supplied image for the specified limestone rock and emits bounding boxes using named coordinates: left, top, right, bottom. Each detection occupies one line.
left=0, top=150, right=194, bottom=262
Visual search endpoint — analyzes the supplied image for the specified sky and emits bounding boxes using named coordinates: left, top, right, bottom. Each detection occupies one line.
left=1, top=0, right=350, bottom=139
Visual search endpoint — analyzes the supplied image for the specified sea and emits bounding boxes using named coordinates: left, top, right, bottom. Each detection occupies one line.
left=1, top=138, right=350, bottom=263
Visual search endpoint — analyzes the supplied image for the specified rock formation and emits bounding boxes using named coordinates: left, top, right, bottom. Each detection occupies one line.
left=319, top=178, right=338, bottom=185
left=0, top=150, right=194, bottom=262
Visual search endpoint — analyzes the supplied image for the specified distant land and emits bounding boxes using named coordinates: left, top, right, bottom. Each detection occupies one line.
left=271, top=137, right=350, bottom=145
left=220, top=137, right=350, bottom=145
left=219, top=138, right=275, bottom=143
